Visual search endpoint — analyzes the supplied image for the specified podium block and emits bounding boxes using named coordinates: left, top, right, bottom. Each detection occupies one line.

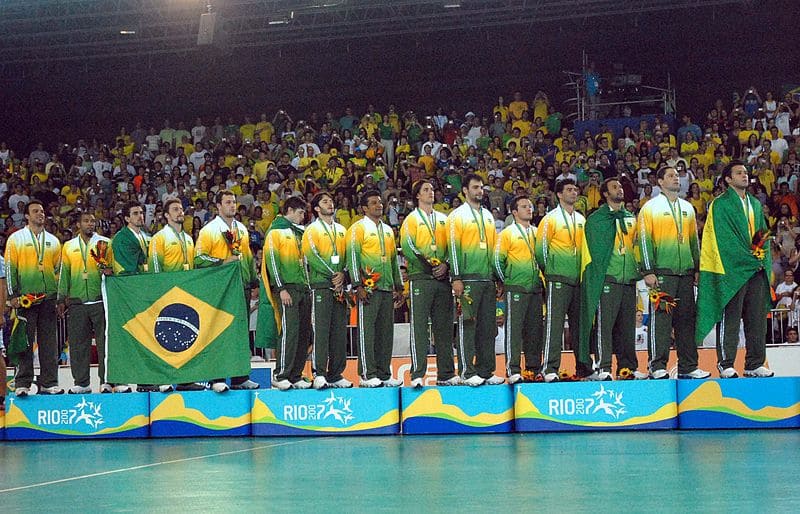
left=149, top=390, right=252, bottom=437
left=251, top=388, right=400, bottom=436
left=0, top=406, right=5, bottom=440
left=514, top=381, right=677, bottom=432
left=677, top=378, right=800, bottom=429
left=4, top=393, right=149, bottom=440
left=401, top=386, right=514, bottom=434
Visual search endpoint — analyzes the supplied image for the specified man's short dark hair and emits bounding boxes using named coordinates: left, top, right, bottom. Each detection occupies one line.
left=24, top=199, right=44, bottom=216
left=123, top=200, right=141, bottom=218
left=600, top=177, right=621, bottom=198
left=462, top=173, right=483, bottom=192
left=282, top=196, right=307, bottom=215
left=656, top=165, right=676, bottom=181
left=554, top=178, right=576, bottom=195
left=509, top=195, right=531, bottom=213
left=411, top=180, right=433, bottom=207
left=216, top=189, right=235, bottom=204
left=721, top=160, right=747, bottom=182
left=163, top=198, right=182, bottom=214
left=360, top=189, right=381, bottom=208
left=310, top=192, right=334, bottom=214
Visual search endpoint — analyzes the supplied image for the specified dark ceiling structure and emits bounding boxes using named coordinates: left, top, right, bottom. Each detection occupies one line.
left=1, top=0, right=746, bottom=69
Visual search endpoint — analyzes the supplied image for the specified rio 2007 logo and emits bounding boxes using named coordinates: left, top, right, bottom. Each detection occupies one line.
left=547, top=385, right=627, bottom=420
left=31, top=397, right=105, bottom=429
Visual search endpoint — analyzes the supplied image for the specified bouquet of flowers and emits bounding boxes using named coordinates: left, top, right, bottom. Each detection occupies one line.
left=90, top=240, right=111, bottom=270
left=521, top=370, right=545, bottom=383
left=558, top=369, right=580, bottom=382
left=751, top=229, right=772, bottom=260
left=361, top=267, right=381, bottom=295
left=454, top=291, right=473, bottom=318
left=649, top=288, right=678, bottom=314
left=222, top=229, right=242, bottom=256
left=19, top=293, right=46, bottom=309
left=617, top=367, right=635, bottom=381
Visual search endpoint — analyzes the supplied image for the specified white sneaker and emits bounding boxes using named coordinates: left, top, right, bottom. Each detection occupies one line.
left=679, top=369, right=711, bottom=379
left=159, top=385, right=175, bottom=393
left=463, top=375, right=485, bottom=387
left=632, top=370, right=649, bottom=380
left=272, top=379, right=292, bottom=391
left=650, top=369, right=670, bottom=380
left=544, top=372, right=559, bottom=383
left=231, top=379, right=260, bottom=390
left=313, top=376, right=328, bottom=389
left=113, top=384, right=132, bottom=393
left=382, top=378, right=403, bottom=387
left=39, top=386, right=65, bottom=395
left=292, top=379, right=312, bottom=389
left=330, top=378, right=354, bottom=388
left=485, top=375, right=505, bottom=385
left=360, top=377, right=383, bottom=388
left=211, top=382, right=230, bottom=393
left=68, top=385, right=92, bottom=394
left=744, top=366, right=774, bottom=378
left=100, top=383, right=113, bottom=393
left=587, top=371, right=612, bottom=381
left=409, top=377, right=424, bottom=388
left=719, top=367, right=738, bottom=379
left=437, top=376, right=462, bottom=386
left=15, top=387, right=31, bottom=397
left=508, top=373, right=523, bottom=385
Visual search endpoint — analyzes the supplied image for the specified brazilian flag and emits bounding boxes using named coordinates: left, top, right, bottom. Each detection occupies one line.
left=103, top=263, right=251, bottom=384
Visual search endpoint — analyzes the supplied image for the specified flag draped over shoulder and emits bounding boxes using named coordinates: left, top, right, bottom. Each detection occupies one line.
left=578, top=204, right=630, bottom=363
left=695, top=187, right=771, bottom=342
left=103, top=263, right=251, bottom=384
left=254, top=215, right=305, bottom=349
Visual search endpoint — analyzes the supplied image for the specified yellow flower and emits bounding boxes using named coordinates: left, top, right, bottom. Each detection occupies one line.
left=19, top=296, right=32, bottom=308
left=364, top=278, right=375, bottom=289
left=429, top=257, right=441, bottom=266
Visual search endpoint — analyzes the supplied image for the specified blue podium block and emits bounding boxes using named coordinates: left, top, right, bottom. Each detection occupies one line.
left=249, top=367, right=272, bottom=388
left=4, top=393, right=149, bottom=440
left=251, top=388, right=400, bottom=436
left=149, top=390, right=252, bottom=437
left=514, top=381, right=677, bottom=432
left=677, top=378, right=800, bottom=429
left=401, top=386, right=514, bottom=434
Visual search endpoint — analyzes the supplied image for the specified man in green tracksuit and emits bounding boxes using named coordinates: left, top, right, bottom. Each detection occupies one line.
left=535, top=178, right=591, bottom=381
left=400, top=180, right=458, bottom=387
left=579, top=178, right=641, bottom=381
left=494, top=195, right=544, bottom=384
left=302, top=192, right=352, bottom=389
left=639, top=166, right=710, bottom=379
left=264, top=196, right=312, bottom=391
left=447, top=173, right=504, bottom=386
left=346, top=190, right=404, bottom=388
left=57, top=212, right=112, bottom=394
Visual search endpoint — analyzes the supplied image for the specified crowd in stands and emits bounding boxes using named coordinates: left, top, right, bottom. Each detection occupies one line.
left=2, top=86, right=800, bottom=329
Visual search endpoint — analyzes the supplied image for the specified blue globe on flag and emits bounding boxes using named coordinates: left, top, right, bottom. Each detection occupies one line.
left=154, top=304, right=200, bottom=352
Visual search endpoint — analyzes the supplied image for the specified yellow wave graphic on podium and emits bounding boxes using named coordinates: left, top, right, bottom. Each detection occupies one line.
left=514, top=389, right=676, bottom=427
left=403, top=389, right=513, bottom=427
left=251, top=396, right=398, bottom=432
left=678, top=382, right=800, bottom=421
left=5, top=403, right=148, bottom=435
left=150, top=394, right=250, bottom=429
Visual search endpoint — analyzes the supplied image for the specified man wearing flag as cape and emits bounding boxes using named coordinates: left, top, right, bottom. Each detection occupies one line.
left=579, top=178, right=644, bottom=381
left=695, top=161, right=774, bottom=378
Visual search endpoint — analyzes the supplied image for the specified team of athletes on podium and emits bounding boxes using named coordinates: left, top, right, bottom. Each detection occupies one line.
left=1, top=160, right=774, bottom=396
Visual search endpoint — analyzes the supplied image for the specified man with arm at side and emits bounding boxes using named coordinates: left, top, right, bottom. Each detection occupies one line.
left=447, top=173, right=504, bottom=386
left=302, top=192, right=352, bottom=389
left=639, top=166, right=710, bottom=379
left=57, top=212, right=112, bottom=394
left=265, top=197, right=312, bottom=391
left=346, top=190, right=404, bottom=388
left=400, top=180, right=458, bottom=387
left=495, top=196, right=545, bottom=384
left=535, top=179, right=592, bottom=382
left=4, top=200, right=63, bottom=396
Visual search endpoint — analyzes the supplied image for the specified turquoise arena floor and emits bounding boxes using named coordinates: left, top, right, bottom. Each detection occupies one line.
left=2, top=431, right=799, bottom=512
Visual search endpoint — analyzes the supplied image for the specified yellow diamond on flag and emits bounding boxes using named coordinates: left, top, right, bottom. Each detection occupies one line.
left=122, top=286, right=234, bottom=369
